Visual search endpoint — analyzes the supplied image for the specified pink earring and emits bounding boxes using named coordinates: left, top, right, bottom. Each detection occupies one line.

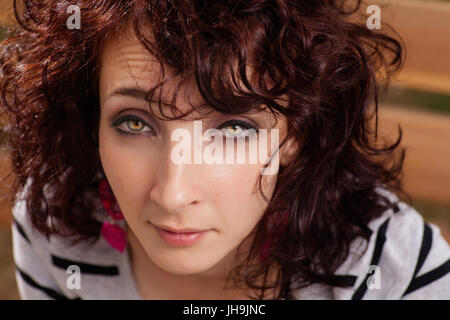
left=259, top=210, right=290, bottom=263
left=99, top=179, right=127, bottom=253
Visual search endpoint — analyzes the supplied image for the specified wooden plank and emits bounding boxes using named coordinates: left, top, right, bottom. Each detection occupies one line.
left=378, top=104, right=450, bottom=205
left=360, top=0, right=450, bottom=94
left=0, top=0, right=14, bottom=25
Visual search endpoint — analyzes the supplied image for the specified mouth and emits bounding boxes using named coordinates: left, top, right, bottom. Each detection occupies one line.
left=153, top=224, right=209, bottom=234
left=150, top=223, right=210, bottom=247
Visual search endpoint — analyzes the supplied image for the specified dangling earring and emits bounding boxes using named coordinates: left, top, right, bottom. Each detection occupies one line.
left=99, top=178, right=127, bottom=253
left=259, top=210, right=290, bottom=263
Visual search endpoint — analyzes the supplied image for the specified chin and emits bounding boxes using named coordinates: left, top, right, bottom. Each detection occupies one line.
left=151, top=253, right=224, bottom=276
left=163, top=265, right=209, bottom=276
left=163, top=261, right=218, bottom=276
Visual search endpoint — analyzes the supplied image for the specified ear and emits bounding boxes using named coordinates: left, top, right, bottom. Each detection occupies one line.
left=279, top=136, right=299, bottom=167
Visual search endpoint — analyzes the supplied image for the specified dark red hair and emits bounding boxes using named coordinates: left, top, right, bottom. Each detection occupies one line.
left=0, top=0, right=408, bottom=299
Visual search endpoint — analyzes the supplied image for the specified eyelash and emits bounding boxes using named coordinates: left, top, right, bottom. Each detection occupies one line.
left=109, top=115, right=258, bottom=140
left=219, top=120, right=258, bottom=140
left=110, top=115, right=156, bottom=137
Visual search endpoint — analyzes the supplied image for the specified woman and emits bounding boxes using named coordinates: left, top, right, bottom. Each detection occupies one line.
left=1, top=0, right=449, bottom=299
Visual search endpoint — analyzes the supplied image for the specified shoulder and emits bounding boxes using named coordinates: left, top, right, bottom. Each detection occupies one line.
left=340, top=188, right=450, bottom=299
left=11, top=177, right=137, bottom=299
left=293, top=187, right=450, bottom=299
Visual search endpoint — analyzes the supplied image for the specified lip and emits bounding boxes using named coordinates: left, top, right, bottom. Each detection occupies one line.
left=151, top=223, right=210, bottom=247
left=154, top=224, right=208, bottom=233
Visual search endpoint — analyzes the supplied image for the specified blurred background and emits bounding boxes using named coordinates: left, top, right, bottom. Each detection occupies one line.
left=0, top=0, right=449, bottom=299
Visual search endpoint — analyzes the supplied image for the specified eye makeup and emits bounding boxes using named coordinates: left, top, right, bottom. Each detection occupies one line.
left=109, top=113, right=259, bottom=141
left=109, top=114, right=157, bottom=137
left=217, top=119, right=258, bottom=141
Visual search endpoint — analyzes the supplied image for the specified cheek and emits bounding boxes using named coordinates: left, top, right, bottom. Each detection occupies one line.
left=98, top=125, right=157, bottom=219
left=203, top=163, right=274, bottom=233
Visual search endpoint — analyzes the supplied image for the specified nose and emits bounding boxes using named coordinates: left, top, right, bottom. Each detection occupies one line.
left=149, top=133, right=202, bottom=215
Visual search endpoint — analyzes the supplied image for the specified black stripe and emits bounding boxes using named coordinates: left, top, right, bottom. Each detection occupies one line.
left=360, top=224, right=373, bottom=238
left=413, top=223, right=433, bottom=279
left=351, top=218, right=390, bottom=300
left=392, top=203, right=400, bottom=214
left=15, top=266, right=80, bottom=300
left=51, top=255, right=119, bottom=276
left=13, top=218, right=31, bottom=244
left=402, top=259, right=450, bottom=297
left=327, top=274, right=358, bottom=287
left=401, top=223, right=433, bottom=298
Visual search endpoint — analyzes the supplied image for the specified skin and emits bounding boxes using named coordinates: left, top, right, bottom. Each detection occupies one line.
left=98, top=25, right=296, bottom=299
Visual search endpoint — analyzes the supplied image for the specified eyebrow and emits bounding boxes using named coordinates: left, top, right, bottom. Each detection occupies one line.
left=101, top=87, right=182, bottom=119
left=107, top=87, right=174, bottom=106
left=105, top=86, right=213, bottom=115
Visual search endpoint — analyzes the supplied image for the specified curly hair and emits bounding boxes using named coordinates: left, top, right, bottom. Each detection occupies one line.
left=0, top=0, right=409, bottom=299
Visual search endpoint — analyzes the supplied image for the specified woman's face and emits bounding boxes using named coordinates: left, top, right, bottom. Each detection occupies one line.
left=98, top=28, right=292, bottom=277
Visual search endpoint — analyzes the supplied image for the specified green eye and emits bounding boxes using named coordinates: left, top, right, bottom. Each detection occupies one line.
left=126, top=120, right=145, bottom=132
left=110, top=115, right=155, bottom=136
left=223, top=124, right=244, bottom=137
left=218, top=120, right=257, bottom=139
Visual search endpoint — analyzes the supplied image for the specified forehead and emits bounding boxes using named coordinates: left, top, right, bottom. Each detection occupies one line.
left=98, top=26, right=206, bottom=115
left=99, top=24, right=157, bottom=90
left=98, top=23, right=288, bottom=127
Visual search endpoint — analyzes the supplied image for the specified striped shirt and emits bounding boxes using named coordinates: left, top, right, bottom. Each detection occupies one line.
left=11, top=184, right=450, bottom=300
